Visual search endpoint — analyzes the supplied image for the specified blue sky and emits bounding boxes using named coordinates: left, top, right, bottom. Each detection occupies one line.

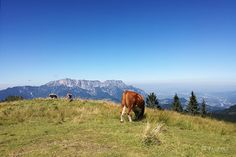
left=0, top=0, right=236, bottom=90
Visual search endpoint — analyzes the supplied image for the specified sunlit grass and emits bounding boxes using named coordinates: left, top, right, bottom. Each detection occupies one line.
left=0, top=99, right=235, bottom=156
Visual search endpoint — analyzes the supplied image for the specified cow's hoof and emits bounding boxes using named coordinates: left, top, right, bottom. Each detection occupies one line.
left=120, top=120, right=124, bottom=123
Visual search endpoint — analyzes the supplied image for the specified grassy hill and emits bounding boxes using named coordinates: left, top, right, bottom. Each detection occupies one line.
left=0, top=99, right=236, bottom=157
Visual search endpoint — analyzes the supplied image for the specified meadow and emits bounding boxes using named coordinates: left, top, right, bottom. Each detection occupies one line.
left=0, top=99, right=235, bottom=157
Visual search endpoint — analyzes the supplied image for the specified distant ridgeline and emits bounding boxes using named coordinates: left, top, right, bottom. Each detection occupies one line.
left=211, top=105, right=236, bottom=123
left=0, top=78, right=146, bottom=102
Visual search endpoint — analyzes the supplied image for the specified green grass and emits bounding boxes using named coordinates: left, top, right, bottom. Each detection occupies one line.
left=0, top=99, right=236, bottom=157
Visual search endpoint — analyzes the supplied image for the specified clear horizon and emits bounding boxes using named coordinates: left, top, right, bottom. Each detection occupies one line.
left=1, top=78, right=236, bottom=93
left=1, top=0, right=236, bottom=91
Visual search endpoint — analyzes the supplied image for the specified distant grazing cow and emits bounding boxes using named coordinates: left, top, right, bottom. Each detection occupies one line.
left=49, top=94, right=58, bottom=99
left=67, top=93, right=73, bottom=101
left=120, top=90, right=145, bottom=122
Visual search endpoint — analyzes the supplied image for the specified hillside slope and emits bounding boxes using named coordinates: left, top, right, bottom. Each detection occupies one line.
left=0, top=99, right=236, bottom=157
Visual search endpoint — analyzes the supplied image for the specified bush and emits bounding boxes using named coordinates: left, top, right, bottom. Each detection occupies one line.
left=3, top=96, right=24, bottom=102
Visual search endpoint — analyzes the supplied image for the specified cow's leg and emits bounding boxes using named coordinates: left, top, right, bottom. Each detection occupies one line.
left=127, top=107, right=132, bottom=122
left=120, top=105, right=126, bottom=122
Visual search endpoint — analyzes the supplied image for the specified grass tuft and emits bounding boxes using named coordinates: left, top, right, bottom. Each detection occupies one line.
left=142, top=122, right=165, bottom=146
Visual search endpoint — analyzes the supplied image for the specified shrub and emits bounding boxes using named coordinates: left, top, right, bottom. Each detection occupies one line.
left=3, top=96, right=24, bottom=102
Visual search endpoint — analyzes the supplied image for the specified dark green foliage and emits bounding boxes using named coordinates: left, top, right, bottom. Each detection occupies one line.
left=186, top=91, right=199, bottom=115
left=3, top=96, right=24, bottom=102
left=201, top=99, right=207, bottom=117
left=146, top=92, right=161, bottom=109
left=172, top=94, right=183, bottom=112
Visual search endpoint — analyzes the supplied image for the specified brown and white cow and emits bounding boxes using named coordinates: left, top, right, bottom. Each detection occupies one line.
left=120, top=90, right=145, bottom=122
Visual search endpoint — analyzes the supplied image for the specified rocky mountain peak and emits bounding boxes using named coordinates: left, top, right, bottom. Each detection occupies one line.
left=45, top=78, right=127, bottom=89
left=0, top=78, right=147, bottom=102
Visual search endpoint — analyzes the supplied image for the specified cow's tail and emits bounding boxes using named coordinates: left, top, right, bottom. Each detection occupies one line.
left=139, top=100, right=145, bottom=120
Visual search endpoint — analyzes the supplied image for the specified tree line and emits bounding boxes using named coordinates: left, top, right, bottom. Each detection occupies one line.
left=0, top=95, right=24, bottom=102
left=146, top=91, right=207, bottom=117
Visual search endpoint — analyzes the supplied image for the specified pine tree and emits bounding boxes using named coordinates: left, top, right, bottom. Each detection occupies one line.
left=146, top=92, right=161, bottom=109
left=187, top=91, right=199, bottom=115
left=201, top=99, right=207, bottom=117
left=172, top=93, right=183, bottom=112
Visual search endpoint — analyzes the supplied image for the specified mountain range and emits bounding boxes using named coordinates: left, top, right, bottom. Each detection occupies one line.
left=0, top=78, right=146, bottom=102
left=0, top=78, right=235, bottom=112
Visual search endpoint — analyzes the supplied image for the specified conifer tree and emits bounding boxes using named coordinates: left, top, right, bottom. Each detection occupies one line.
left=172, top=93, right=183, bottom=112
left=146, top=92, right=161, bottom=109
left=201, top=99, right=207, bottom=117
left=187, top=91, right=199, bottom=115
